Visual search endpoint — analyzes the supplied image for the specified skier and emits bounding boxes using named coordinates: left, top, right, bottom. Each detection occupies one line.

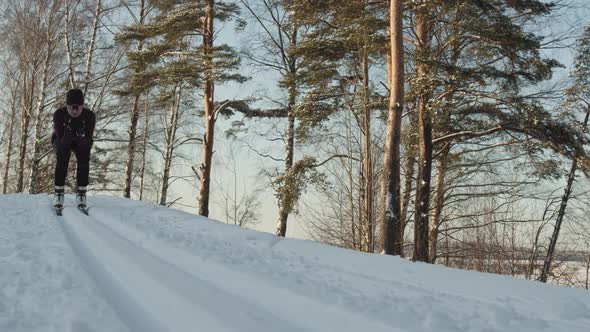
left=52, top=88, right=96, bottom=214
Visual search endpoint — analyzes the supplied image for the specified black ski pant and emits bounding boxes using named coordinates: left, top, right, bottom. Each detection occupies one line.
left=52, top=134, right=91, bottom=192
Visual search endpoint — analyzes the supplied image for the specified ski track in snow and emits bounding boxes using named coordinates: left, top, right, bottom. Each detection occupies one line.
left=0, top=194, right=128, bottom=332
left=60, top=198, right=397, bottom=332
left=88, top=196, right=590, bottom=332
left=2, top=194, right=590, bottom=332
left=81, top=204, right=398, bottom=332
left=61, top=199, right=329, bottom=332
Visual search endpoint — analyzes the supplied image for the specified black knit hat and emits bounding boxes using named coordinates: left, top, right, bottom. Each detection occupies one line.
left=66, top=88, right=84, bottom=105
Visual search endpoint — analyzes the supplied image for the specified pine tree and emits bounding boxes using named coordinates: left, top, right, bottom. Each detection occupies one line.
left=405, top=0, right=589, bottom=262
left=117, top=0, right=246, bottom=212
left=283, top=0, right=388, bottom=244
left=412, top=2, right=434, bottom=262
left=381, top=0, right=404, bottom=255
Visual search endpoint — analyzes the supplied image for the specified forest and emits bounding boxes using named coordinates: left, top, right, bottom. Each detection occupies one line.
left=0, top=0, right=589, bottom=289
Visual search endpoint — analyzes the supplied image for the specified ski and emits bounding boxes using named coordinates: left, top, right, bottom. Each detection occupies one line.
left=77, top=205, right=89, bottom=216
left=55, top=205, right=64, bottom=216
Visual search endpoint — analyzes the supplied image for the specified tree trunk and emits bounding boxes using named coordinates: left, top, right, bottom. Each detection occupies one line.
left=64, top=3, right=75, bottom=88
left=345, top=112, right=357, bottom=249
left=427, top=38, right=460, bottom=263
left=275, top=19, right=298, bottom=237
left=198, top=0, right=215, bottom=217
left=360, top=22, right=375, bottom=252
left=139, top=95, right=149, bottom=201
left=429, top=144, right=450, bottom=263
left=17, top=70, right=36, bottom=192
left=276, top=206, right=290, bottom=237
left=123, top=0, right=146, bottom=199
left=83, top=0, right=102, bottom=95
left=413, top=10, right=432, bottom=262
left=28, top=19, right=57, bottom=194
left=27, top=58, right=52, bottom=194
left=275, top=85, right=296, bottom=237
left=123, top=95, right=141, bottom=198
left=539, top=107, right=590, bottom=282
left=160, top=91, right=181, bottom=206
left=380, top=0, right=404, bottom=255
left=399, top=143, right=416, bottom=257
left=527, top=222, right=544, bottom=279
left=585, top=256, right=589, bottom=290
left=2, top=96, right=17, bottom=194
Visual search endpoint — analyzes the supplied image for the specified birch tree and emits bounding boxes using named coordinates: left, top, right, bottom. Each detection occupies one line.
left=159, top=86, right=183, bottom=206
left=6, top=2, right=47, bottom=192
left=1, top=69, right=20, bottom=194
left=27, top=1, right=63, bottom=194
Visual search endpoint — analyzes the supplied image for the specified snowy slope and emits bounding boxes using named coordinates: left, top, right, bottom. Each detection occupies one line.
left=1, top=194, right=589, bottom=332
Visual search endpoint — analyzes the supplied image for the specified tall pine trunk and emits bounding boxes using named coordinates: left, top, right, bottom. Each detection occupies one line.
left=380, top=0, right=404, bottom=255
left=413, top=10, right=432, bottom=262
left=198, top=0, right=215, bottom=217
left=539, top=107, right=590, bottom=282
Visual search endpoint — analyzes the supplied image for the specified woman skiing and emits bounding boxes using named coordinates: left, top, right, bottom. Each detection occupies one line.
left=52, top=88, right=96, bottom=213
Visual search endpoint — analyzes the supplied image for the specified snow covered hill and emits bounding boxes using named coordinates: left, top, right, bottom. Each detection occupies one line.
left=1, top=194, right=589, bottom=332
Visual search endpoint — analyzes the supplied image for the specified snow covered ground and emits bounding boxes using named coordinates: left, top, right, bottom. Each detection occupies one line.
left=1, top=194, right=589, bottom=332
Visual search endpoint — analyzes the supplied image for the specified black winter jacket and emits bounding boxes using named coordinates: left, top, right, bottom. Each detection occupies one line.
left=52, top=106, right=96, bottom=147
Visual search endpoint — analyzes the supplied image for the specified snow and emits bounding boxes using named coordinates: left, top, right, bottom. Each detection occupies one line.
left=2, top=194, right=590, bottom=332
left=0, top=194, right=127, bottom=332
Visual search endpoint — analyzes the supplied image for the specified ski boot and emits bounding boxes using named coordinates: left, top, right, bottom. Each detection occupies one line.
left=53, top=186, right=65, bottom=216
left=76, top=187, right=89, bottom=215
